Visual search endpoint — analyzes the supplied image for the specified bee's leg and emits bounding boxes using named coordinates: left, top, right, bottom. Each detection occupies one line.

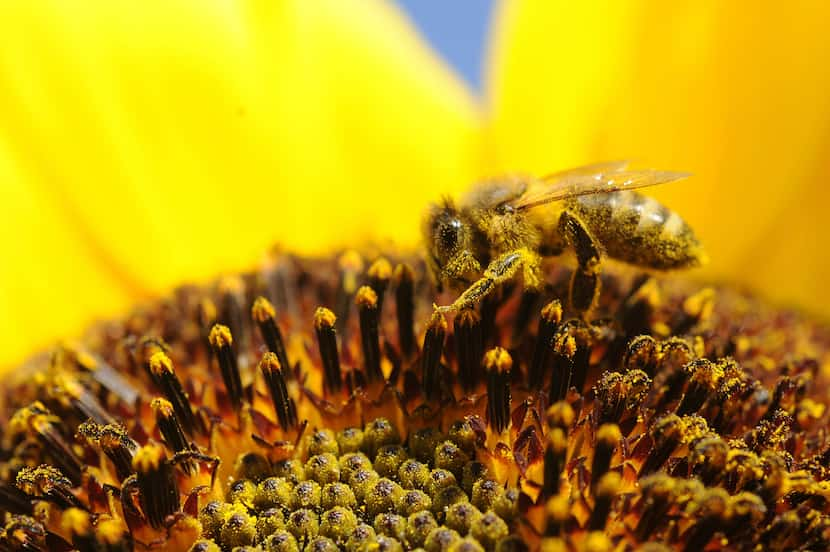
left=435, top=247, right=541, bottom=313
left=559, top=210, right=603, bottom=316
left=442, top=249, right=482, bottom=282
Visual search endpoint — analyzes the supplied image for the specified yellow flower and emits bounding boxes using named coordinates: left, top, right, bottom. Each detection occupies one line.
left=1, top=0, right=829, bottom=369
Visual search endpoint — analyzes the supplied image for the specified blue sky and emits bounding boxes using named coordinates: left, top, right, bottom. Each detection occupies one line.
left=396, top=1, right=495, bottom=91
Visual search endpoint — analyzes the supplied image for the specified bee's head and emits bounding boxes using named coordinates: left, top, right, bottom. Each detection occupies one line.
left=423, top=198, right=475, bottom=287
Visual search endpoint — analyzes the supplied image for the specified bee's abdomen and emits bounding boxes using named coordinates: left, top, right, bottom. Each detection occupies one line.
left=566, top=192, right=705, bottom=270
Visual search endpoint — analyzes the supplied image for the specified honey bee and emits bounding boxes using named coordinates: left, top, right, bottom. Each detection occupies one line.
left=424, top=161, right=707, bottom=316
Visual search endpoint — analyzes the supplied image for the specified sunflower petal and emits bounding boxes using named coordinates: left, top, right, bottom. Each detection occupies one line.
left=0, top=0, right=480, bottom=367
left=487, top=1, right=830, bottom=310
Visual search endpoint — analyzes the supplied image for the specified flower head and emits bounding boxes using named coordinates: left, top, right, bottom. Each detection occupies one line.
left=1, top=251, right=829, bottom=550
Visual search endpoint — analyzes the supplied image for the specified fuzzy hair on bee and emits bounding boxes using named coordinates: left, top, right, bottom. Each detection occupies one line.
left=424, top=162, right=707, bottom=316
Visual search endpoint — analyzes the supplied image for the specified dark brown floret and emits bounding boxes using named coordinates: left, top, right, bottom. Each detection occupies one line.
left=421, top=312, right=448, bottom=403
left=393, top=263, right=417, bottom=359
left=484, top=348, right=512, bottom=434
left=252, top=295, right=293, bottom=378
left=131, top=442, right=180, bottom=528
left=454, top=309, right=484, bottom=393
left=260, top=352, right=298, bottom=431
left=208, top=323, right=244, bottom=413
left=313, top=307, right=342, bottom=394
left=356, top=286, right=384, bottom=383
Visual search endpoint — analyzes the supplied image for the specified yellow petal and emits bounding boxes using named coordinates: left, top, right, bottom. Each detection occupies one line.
left=0, top=0, right=481, bottom=367
left=487, top=1, right=830, bottom=312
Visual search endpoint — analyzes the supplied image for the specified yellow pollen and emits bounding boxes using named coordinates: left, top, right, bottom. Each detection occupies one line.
left=132, top=442, right=166, bottom=473
left=596, top=424, right=621, bottom=445
left=367, top=257, right=393, bottom=280
left=426, top=310, right=448, bottom=332
left=150, top=397, right=175, bottom=417
left=313, top=307, right=337, bottom=330
left=546, top=402, right=575, bottom=429
left=251, top=296, right=277, bottom=323
left=595, top=472, right=621, bottom=497
left=355, top=286, right=378, bottom=309
left=540, top=299, right=563, bottom=324
left=208, top=324, right=233, bottom=348
left=60, top=507, right=91, bottom=536
left=149, top=351, right=174, bottom=376
left=259, top=351, right=282, bottom=373
left=484, top=347, right=512, bottom=372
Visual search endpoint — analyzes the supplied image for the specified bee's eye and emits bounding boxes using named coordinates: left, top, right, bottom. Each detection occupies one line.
left=438, top=219, right=462, bottom=253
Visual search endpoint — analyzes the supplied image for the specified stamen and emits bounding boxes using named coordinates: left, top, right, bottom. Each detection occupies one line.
left=676, top=359, right=723, bottom=416
left=549, top=322, right=581, bottom=401
left=594, top=368, right=651, bottom=433
left=313, top=307, right=342, bottom=394
left=62, top=346, right=139, bottom=407
left=682, top=488, right=729, bottom=552
left=479, top=292, right=500, bottom=346
left=544, top=494, right=569, bottom=537
left=98, top=424, right=138, bottom=482
left=367, top=257, right=392, bottom=315
left=198, top=298, right=218, bottom=358
left=485, top=348, right=512, bottom=434
left=634, top=474, right=676, bottom=541
left=62, top=507, right=130, bottom=552
left=218, top=276, right=248, bottom=352
left=543, top=429, right=567, bottom=500
left=152, top=398, right=199, bottom=477
left=569, top=334, right=592, bottom=394
left=511, top=290, right=542, bottom=345
left=620, top=277, right=660, bottom=337
left=336, top=250, right=364, bottom=329
left=528, top=300, right=562, bottom=390
left=150, top=399, right=191, bottom=457
left=422, top=312, right=448, bottom=403
left=136, top=337, right=169, bottom=390
left=0, top=482, right=34, bottom=515
left=454, top=309, right=483, bottom=393
left=259, top=352, right=298, bottom=431
left=587, top=472, right=620, bottom=531
left=688, top=435, right=728, bottom=486
left=623, top=335, right=659, bottom=377
left=595, top=372, right=625, bottom=426
left=149, top=351, right=200, bottom=436
left=653, top=338, right=696, bottom=413
left=132, top=442, right=180, bottom=528
left=543, top=402, right=574, bottom=498
left=16, top=465, right=83, bottom=510
left=761, top=376, right=802, bottom=423
left=48, top=372, right=115, bottom=427
left=252, top=296, right=292, bottom=378
left=356, top=286, right=383, bottom=384
left=675, top=287, right=715, bottom=335
left=393, top=264, right=416, bottom=358
left=640, top=414, right=686, bottom=476
left=208, top=324, right=244, bottom=413
left=591, top=424, right=621, bottom=491
left=10, top=402, right=83, bottom=484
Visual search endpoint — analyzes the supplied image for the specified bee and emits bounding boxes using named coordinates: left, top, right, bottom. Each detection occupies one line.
left=424, top=161, right=707, bottom=316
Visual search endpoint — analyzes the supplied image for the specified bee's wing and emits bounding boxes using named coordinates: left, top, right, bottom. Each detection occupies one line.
left=539, top=160, right=631, bottom=178
left=512, top=168, right=691, bottom=211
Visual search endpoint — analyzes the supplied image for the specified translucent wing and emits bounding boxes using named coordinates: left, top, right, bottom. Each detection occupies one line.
left=512, top=167, right=691, bottom=211
left=539, top=160, right=631, bottom=178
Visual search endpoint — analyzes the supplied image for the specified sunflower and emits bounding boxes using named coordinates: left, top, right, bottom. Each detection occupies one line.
left=1, top=2, right=830, bottom=551
left=2, top=1, right=830, bottom=369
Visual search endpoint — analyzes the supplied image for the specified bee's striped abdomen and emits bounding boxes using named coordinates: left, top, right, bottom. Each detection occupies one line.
left=565, top=192, right=706, bottom=270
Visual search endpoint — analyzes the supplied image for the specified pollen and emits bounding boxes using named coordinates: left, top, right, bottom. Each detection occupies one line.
left=0, top=251, right=829, bottom=551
